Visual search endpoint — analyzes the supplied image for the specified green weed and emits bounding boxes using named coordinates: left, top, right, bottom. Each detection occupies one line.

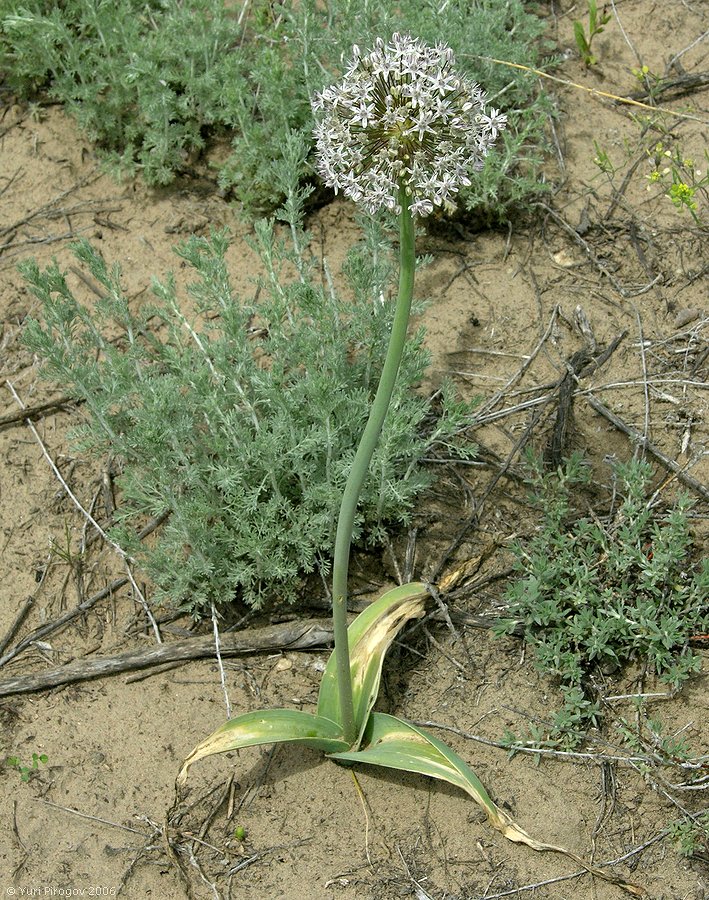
left=630, top=64, right=665, bottom=102
left=668, top=811, right=709, bottom=859
left=646, top=142, right=709, bottom=223
left=496, top=453, right=708, bottom=749
left=6, top=752, right=49, bottom=782
left=573, top=0, right=611, bottom=67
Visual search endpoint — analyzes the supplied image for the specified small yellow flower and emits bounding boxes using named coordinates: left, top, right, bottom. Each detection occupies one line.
left=669, top=182, right=697, bottom=211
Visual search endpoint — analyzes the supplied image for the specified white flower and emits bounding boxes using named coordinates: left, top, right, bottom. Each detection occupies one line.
left=311, top=33, right=507, bottom=216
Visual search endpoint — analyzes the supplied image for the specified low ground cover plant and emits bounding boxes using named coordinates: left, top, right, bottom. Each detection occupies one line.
left=593, top=119, right=709, bottom=224
left=0, top=0, right=553, bottom=218
left=497, top=453, right=708, bottom=749
left=5, top=751, right=48, bottom=782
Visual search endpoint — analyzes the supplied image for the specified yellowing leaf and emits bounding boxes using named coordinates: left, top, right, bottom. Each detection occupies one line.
left=177, top=709, right=347, bottom=786
left=328, top=714, right=646, bottom=896
left=317, top=582, right=427, bottom=744
left=328, top=712, right=504, bottom=821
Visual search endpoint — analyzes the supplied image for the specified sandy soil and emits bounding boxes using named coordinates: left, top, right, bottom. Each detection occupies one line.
left=1, top=2, right=707, bottom=898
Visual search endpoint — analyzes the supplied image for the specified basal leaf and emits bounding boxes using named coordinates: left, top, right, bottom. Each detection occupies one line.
left=317, top=583, right=427, bottom=744
left=177, top=709, right=347, bottom=786
left=328, top=712, right=504, bottom=822
left=328, top=713, right=646, bottom=896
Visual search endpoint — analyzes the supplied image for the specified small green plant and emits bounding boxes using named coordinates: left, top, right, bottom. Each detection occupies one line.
left=668, top=812, right=709, bottom=859
left=175, top=38, right=641, bottom=896
left=630, top=64, right=665, bottom=101
left=573, top=0, right=611, bottom=67
left=496, top=453, right=708, bottom=749
left=0, top=0, right=553, bottom=219
left=6, top=752, right=48, bottom=782
left=592, top=119, right=708, bottom=224
left=617, top=703, right=695, bottom=767
left=592, top=139, right=617, bottom=177
left=646, top=142, right=709, bottom=223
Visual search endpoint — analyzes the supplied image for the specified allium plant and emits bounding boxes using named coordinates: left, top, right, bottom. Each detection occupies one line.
left=177, top=36, right=641, bottom=895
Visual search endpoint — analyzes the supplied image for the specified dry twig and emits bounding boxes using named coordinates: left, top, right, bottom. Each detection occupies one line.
left=6, top=380, right=163, bottom=642
left=583, top=394, right=709, bottom=502
left=0, top=618, right=334, bottom=697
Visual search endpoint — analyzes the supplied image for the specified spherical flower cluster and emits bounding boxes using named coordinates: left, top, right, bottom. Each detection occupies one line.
left=311, top=33, right=507, bottom=217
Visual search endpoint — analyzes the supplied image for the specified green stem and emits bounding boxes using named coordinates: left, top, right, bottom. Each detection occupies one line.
left=331, top=186, right=416, bottom=746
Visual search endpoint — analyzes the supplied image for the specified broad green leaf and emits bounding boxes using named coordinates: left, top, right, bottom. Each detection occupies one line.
left=177, top=709, right=347, bottom=786
left=317, top=582, right=427, bottom=745
left=329, top=713, right=645, bottom=896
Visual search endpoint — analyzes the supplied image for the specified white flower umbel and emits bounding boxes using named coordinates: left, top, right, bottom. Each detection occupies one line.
left=312, top=33, right=507, bottom=216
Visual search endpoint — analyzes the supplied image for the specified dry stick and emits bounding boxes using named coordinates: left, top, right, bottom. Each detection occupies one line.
left=591, top=760, right=616, bottom=859
left=163, top=812, right=198, bottom=900
left=0, top=395, right=76, bottom=430
left=633, top=304, right=651, bottom=445
left=483, top=869, right=588, bottom=898
left=546, top=331, right=628, bottom=468
left=583, top=393, right=709, bottom=503
left=11, top=800, right=28, bottom=879
left=483, top=829, right=669, bottom=899
left=0, top=618, right=334, bottom=697
left=546, top=347, right=592, bottom=469
left=197, top=775, right=234, bottom=845
left=116, top=823, right=164, bottom=898
left=0, top=167, right=22, bottom=199
left=184, top=841, right=222, bottom=900
left=124, top=661, right=190, bottom=684
left=0, top=576, right=129, bottom=669
left=609, top=0, right=643, bottom=68
left=475, top=305, right=559, bottom=419
left=6, top=380, right=162, bottom=643
left=0, top=511, right=167, bottom=669
left=0, top=228, right=96, bottom=262
left=68, top=264, right=109, bottom=300
left=228, top=838, right=311, bottom=877
left=0, top=597, right=34, bottom=658
left=33, top=797, right=147, bottom=836
left=431, top=401, right=549, bottom=584
left=403, top=527, right=417, bottom=583
left=0, top=176, right=103, bottom=238
left=425, top=581, right=469, bottom=656
left=0, top=603, right=519, bottom=696
left=666, top=30, right=709, bottom=75
left=415, top=719, right=648, bottom=765
left=438, top=327, right=631, bottom=581
left=472, top=56, right=708, bottom=125
left=604, top=153, right=647, bottom=221
left=421, top=717, right=709, bottom=798
left=537, top=203, right=629, bottom=297
left=422, top=625, right=467, bottom=674
left=470, top=392, right=553, bottom=426
left=210, top=602, right=232, bottom=719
